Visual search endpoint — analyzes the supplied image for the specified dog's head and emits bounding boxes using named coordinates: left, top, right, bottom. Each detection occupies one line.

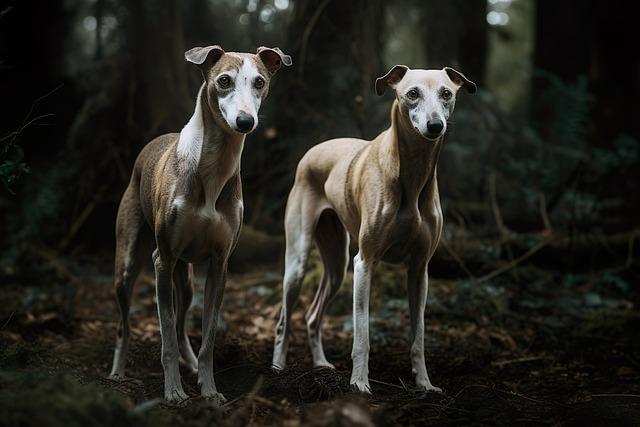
left=185, top=45, right=292, bottom=134
left=375, top=65, right=476, bottom=141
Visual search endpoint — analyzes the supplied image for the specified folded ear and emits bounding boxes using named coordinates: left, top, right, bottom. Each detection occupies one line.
left=185, top=45, right=225, bottom=76
left=257, top=46, right=292, bottom=75
left=375, top=65, right=409, bottom=96
left=444, top=67, right=477, bottom=94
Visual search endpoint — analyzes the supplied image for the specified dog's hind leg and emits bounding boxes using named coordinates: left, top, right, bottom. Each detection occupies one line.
left=306, top=209, right=348, bottom=369
left=173, top=260, right=198, bottom=374
left=272, top=188, right=317, bottom=370
left=109, top=184, right=149, bottom=379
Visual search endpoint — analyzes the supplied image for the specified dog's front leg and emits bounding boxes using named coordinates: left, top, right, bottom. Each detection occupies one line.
left=407, top=260, right=441, bottom=392
left=197, top=257, right=227, bottom=405
left=153, top=249, right=188, bottom=402
left=350, top=252, right=374, bottom=393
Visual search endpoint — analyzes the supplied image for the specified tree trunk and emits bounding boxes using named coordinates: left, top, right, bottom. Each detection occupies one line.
left=126, top=0, right=191, bottom=147
left=422, top=0, right=487, bottom=84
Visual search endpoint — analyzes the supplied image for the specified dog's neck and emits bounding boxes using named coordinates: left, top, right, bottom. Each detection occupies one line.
left=177, top=83, right=245, bottom=203
left=382, top=100, right=442, bottom=207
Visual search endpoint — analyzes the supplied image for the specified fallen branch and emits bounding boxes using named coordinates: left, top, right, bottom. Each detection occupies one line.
left=439, top=237, right=476, bottom=281
left=491, top=355, right=547, bottom=367
left=59, top=184, right=108, bottom=250
left=477, top=238, right=556, bottom=283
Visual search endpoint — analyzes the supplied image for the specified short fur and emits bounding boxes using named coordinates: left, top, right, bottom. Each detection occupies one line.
left=109, top=45, right=290, bottom=403
left=271, top=66, right=475, bottom=393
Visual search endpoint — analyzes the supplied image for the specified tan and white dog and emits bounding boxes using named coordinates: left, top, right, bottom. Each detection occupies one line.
left=271, top=65, right=476, bottom=393
left=108, top=45, right=291, bottom=403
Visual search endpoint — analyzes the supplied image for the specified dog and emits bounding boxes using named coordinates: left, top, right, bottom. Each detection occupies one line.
left=271, top=65, right=476, bottom=393
left=108, top=45, right=291, bottom=403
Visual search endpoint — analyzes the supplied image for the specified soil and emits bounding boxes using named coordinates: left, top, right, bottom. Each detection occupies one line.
left=0, top=257, right=639, bottom=426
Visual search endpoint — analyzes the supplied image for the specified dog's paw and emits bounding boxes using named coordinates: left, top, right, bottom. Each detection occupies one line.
left=164, top=386, right=189, bottom=403
left=350, top=380, right=372, bottom=394
left=270, top=362, right=285, bottom=372
left=314, top=360, right=336, bottom=370
left=416, top=382, right=442, bottom=393
left=108, top=372, right=126, bottom=381
left=202, top=389, right=227, bottom=406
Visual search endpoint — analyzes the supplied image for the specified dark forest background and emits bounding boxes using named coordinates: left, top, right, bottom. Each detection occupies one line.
left=0, top=1, right=639, bottom=426
left=1, top=0, right=639, bottom=262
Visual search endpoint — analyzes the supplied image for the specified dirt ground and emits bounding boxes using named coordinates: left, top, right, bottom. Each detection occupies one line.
left=0, top=256, right=639, bottom=426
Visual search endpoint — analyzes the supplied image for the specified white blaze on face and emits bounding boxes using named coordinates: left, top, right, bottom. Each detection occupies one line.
left=217, top=58, right=263, bottom=133
left=395, top=69, right=456, bottom=139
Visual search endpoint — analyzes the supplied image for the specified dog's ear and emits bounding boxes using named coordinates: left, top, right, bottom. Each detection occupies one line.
left=375, top=65, right=410, bottom=96
left=444, top=67, right=477, bottom=94
left=185, top=45, right=225, bottom=76
left=257, top=47, right=292, bottom=75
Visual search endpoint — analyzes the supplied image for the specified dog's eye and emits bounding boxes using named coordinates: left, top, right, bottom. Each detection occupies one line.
left=441, top=89, right=452, bottom=100
left=254, top=77, right=265, bottom=89
left=407, top=89, right=419, bottom=100
left=217, top=75, right=231, bottom=88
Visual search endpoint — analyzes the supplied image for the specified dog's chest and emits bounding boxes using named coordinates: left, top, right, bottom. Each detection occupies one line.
left=172, top=197, right=243, bottom=263
left=380, top=205, right=442, bottom=263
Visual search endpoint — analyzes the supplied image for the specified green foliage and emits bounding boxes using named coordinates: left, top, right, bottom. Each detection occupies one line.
left=0, top=138, right=30, bottom=194
left=463, top=71, right=640, bottom=229
left=0, top=159, right=30, bottom=194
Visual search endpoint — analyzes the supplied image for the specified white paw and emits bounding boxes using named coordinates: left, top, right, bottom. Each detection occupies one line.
left=165, top=386, right=189, bottom=402
left=108, top=372, right=125, bottom=381
left=351, top=379, right=372, bottom=394
left=271, top=361, right=285, bottom=371
left=314, top=360, right=336, bottom=370
left=202, top=389, right=227, bottom=406
left=416, top=381, right=442, bottom=393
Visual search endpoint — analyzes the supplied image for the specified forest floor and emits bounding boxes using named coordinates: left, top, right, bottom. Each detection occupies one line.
left=0, top=254, right=639, bottom=426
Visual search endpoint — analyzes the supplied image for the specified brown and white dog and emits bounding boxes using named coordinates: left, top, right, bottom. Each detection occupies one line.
left=108, top=45, right=291, bottom=403
left=271, top=65, right=476, bottom=393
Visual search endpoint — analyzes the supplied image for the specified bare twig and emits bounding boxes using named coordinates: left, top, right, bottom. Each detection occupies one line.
left=0, top=114, right=55, bottom=144
left=538, top=192, right=553, bottom=232
left=7, top=84, right=63, bottom=145
left=488, top=173, right=518, bottom=280
left=488, top=173, right=506, bottom=238
left=59, top=184, right=108, bottom=250
left=1, top=311, right=15, bottom=329
left=439, top=237, right=476, bottom=282
left=491, top=355, right=547, bottom=367
left=477, top=238, right=556, bottom=283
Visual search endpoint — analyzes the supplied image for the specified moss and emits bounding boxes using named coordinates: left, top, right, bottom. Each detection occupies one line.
left=229, top=226, right=284, bottom=272
left=0, top=372, right=171, bottom=427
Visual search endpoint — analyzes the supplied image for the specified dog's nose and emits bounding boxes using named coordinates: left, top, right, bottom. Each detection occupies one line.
left=426, top=119, right=444, bottom=135
left=236, top=112, right=255, bottom=133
